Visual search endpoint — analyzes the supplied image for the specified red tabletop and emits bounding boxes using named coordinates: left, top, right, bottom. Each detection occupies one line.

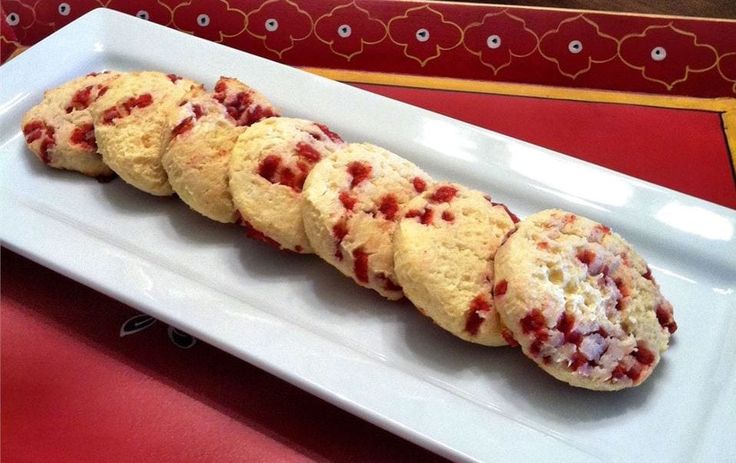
left=1, top=250, right=445, bottom=462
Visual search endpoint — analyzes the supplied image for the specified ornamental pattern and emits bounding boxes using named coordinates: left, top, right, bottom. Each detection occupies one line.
left=2, top=0, right=736, bottom=96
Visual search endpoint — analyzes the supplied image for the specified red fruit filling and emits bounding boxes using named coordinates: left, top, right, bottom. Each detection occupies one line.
left=634, top=342, right=656, bottom=365
left=501, top=328, right=519, bottom=347
left=101, top=107, right=121, bottom=124
left=656, top=304, right=678, bottom=334
left=236, top=216, right=281, bottom=249
left=378, top=194, right=399, bottom=221
left=214, top=79, right=228, bottom=93
left=246, top=105, right=277, bottom=125
left=555, top=312, right=583, bottom=346
left=101, top=93, right=153, bottom=125
left=23, top=121, right=56, bottom=163
left=464, top=294, right=491, bottom=336
left=614, top=278, right=629, bottom=310
left=333, top=221, right=348, bottom=241
left=339, top=192, right=357, bottom=211
left=213, top=82, right=277, bottom=127
left=412, top=177, right=426, bottom=193
left=595, top=224, right=611, bottom=235
left=429, top=185, right=458, bottom=203
left=258, top=154, right=281, bottom=182
left=491, top=201, right=520, bottom=223
left=577, top=249, right=596, bottom=267
left=167, top=73, right=182, bottom=83
left=314, top=123, right=343, bottom=143
left=494, top=280, right=508, bottom=297
left=441, top=210, right=455, bottom=222
left=347, top=161, right=371, bottom=188
left=529, top=339, right=545, bottom=356
left=23, top=121, right=46, bottom=143
left=570, top=352, right=588, bottom=371
left=555, top=311, right=573, bottom=333
left=295, top=142, right=322, bottom=163
left=191, top=104, right=204, bottom=119
left=66, top=85, right=93, bottom=112
left=171, top=116, right=194, bottom=137
left=352, top=247, right=370, bottom=283
left=257, top=144, right=321, bottom=192
left=278, top=167, right=299, bottom=191
left=382, top=277, right=402, bottom=292
left=612, top=349, right=654, bottom=383
left=612, top=364, right=627, bottom=379
left=626, top=362, right=644, bottom=381
left=520, top=309, right=546, bottom=334
left=405, top=207, right=433, bottom=225
left=70, top=123, right=96, bottom=150
left=332, top=220, right=348, bottom=261
left=643, top=266, right=654, bottom=281
left=122, top=94, right=153, bottom=112
left=537, top=242, right=549, bottom=250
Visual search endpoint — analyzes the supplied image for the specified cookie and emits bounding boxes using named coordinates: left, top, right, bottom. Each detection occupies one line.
left=493, top=209, right=677, bottom=390
left=162, top=77, right=279, bottom=223
left=21, top=71, right=120, bottom=177
left=212, top=76, right=278, bottom=126
left=302, top=143, right=431, bottom=299
left=229, top=117, right=344, bottom=252
left=91, top=71, right=201, bottom=195
left=393, top=184, right=518, bottom=345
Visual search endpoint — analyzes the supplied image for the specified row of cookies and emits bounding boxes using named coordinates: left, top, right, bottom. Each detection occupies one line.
left=21, top=70, right=677, bottom=391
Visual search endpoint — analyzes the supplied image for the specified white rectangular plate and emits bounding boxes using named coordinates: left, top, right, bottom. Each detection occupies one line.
left=1, top=9, right=735, bottom=462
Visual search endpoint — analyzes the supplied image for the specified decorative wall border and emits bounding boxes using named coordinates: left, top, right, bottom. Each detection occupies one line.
left=2, top=0, right=736, bottom=97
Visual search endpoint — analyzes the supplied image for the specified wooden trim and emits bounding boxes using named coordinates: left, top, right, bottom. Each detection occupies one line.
left=302, top=67, right=736, bottom=113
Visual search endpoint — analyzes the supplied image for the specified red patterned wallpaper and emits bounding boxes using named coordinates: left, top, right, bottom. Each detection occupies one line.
left=2, top=0, right=736, bottom=97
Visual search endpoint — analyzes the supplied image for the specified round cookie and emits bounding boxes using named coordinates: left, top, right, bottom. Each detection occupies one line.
left=162, top=77, right=280, bottom=223
left=302, top=143, right=432, bottom=299
left=393, top=184, right=518, bottom=346
left=213, top=76, right=278, bottom=126
left=493, top=209, right=677, bottom=391
left=91, top=71, right=201, bottom=195
left=21, top=71, right=121, bottom=177
left=229, top=117, right=344, bottom=252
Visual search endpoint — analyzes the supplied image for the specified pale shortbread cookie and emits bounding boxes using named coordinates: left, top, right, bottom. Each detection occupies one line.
left=21, top=71, right=120, bottom=177
left=229, top=117, right=343, bottom=252
left=493, top=209, right=677, bottom=391
left=394, top=184, right=517, bottom=346
left=162, top=77, right=279, bottom=223
left=213, top=76, right=278, bottom=126
left=302, top=143, right=432, bottom=299
left=91, top=71, right=201, bottom=195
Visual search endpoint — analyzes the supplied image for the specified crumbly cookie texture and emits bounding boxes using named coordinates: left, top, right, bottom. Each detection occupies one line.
left=21, top=71, right=121, bottom=177
left=302, top=143, right=432, bottom=299
left=394, top=184, right=518, bottom=346
left=493, top=209, right=677, bottom=390
left=162, top=77, right=279, bottom=223
left=91, top=71, right=201, bottom=195
left=229, top=117, right=343, bottom=252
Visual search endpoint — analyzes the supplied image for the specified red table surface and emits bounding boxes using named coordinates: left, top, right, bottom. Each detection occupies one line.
left=2, top=82, right=734, bottom=462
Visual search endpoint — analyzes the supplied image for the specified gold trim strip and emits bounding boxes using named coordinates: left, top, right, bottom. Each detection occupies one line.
left=411, top=0, right=736, bottom=23
left=302, top=67, right=736, bottom=112
left=723, top=110, right=736, bottom=177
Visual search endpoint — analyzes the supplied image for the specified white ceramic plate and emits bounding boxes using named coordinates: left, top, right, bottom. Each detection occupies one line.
left=1, top=9, right=735, bottom=462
